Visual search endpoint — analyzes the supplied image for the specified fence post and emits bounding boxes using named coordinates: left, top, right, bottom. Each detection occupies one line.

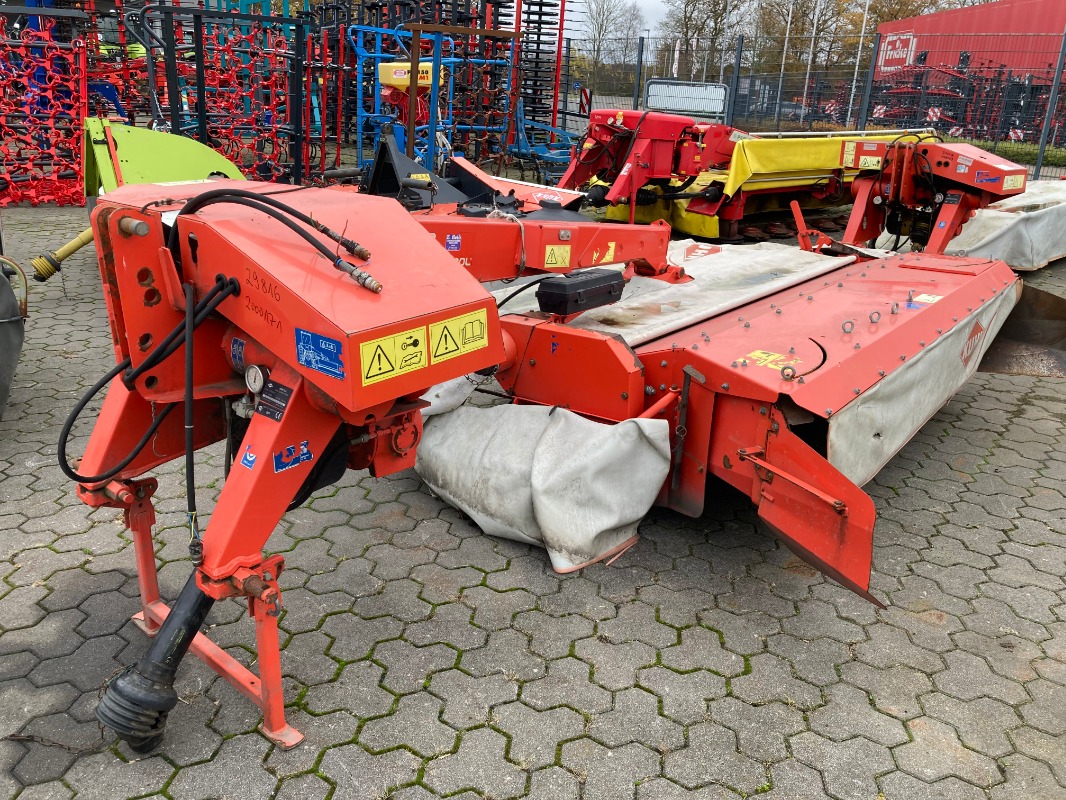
left=855, top=33, right=880, bottom=132
left=726, top=34, right=742, bottom=128
left=1035, top=26, right=1066, bottom=179
left=633, top=36, right=644, bottom=110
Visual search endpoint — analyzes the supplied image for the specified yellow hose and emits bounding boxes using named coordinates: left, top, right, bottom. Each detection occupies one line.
left=29, top=227, right=94, bottom=281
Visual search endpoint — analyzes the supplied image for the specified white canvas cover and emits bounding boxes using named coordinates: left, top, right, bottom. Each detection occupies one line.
left=415, top=405, right=670, bottom=572
left=945, top=180, right=1066, bottom=271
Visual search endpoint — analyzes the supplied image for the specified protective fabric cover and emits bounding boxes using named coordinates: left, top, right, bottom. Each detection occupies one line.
left=720, top=133, right=905, bottom=198
left=828, top=283, right=1019, bottom=486
left=0, top=276, right=24, bottom=423
left=946, top=180, right=1066, bottom=271
left=493, top=241, right=855, bottom=347
left=415, top=405, right=671, bottom=571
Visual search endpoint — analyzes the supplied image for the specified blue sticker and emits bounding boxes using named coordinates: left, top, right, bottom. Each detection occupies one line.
left=975, top=170, right=1001, bottom=185
left=231, top=337, right=246, bottom=371
left=905, top=301, right=925, bottom=310
left=240, top=444, right=257, bottom=470
left=296, top=328, right=345, bottom=379
left=274, top=441, right=313, bottom=473
left=937, top=221, right=947, bottom=229
left=445, top=234, right=462, bottom=252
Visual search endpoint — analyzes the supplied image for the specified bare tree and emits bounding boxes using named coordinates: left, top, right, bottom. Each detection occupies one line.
left=583, top=0, right=630, bottom=68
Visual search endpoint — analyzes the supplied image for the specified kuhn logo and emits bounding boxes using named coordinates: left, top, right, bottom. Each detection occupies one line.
left=960, top=320, right=986, bottom=367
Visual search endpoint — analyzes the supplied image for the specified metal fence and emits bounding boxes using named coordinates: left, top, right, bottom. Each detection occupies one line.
left=563, top=29, right=1066, bottom=178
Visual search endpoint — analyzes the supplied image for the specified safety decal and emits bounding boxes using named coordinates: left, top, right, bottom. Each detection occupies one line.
left=430, top=308, right=489, bottom=364
left=445, top=234, right=462, bottom=252
left=857, top=155, right=882, bottom=169
left=594, top=242, right=616, bottom=264
left=544, top=244, right=572, bottom=269
left=913, top=294, right=942, bottom=304
left=254, top=381, right=293, bottom=422
left=1003, top=174, right=1025, bottom=190
left=230, top=337, right=247, bottom=372
left=296, top=328, right=345, bottom=380
left=360, top=326, right=428, bottom=386
left=842, top=141, right=856, bottom=168
left=274, top=441, right=313, bottom=473
left=746, top=349, right=801, bottom=370
left=240, top=445, right=257, bottom=470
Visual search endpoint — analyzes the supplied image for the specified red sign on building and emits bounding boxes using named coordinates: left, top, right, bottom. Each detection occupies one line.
left=879, top=32, right=917, bottom=72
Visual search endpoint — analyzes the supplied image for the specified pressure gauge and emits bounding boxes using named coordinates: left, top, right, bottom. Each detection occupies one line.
left=245, top=365, right=269, bottom=395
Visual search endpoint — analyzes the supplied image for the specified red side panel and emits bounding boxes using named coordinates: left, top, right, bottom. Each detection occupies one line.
left=746, top=410, right=878, bottom=604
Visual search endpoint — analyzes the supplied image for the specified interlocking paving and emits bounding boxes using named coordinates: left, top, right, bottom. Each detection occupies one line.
left=1, top=205, right=1065, bottom=799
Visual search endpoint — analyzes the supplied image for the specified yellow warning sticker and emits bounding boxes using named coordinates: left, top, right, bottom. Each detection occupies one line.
left=857, top=155, right=882, bottom=169
left=1003, top=174, right=1025, bottom=190
left=843, top=141, right=857, bottom=168
left=544, top=244, right=572, bottom=269
left=430, top=308, right=489, bottom=364
left=359, top=326, right=428, bottom=386
left=594, top=241, right=616, bottom=264
left=746, top=349, right=801, bottom=370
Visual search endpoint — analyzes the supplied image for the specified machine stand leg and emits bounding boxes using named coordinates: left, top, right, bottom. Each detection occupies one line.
left=127, top=490, right=162, bottom=637
left=252, top=596, right=303, bottom=749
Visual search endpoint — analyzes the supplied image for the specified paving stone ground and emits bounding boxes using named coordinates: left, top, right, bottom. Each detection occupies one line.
left=2, top=205, right=1066, bottom=800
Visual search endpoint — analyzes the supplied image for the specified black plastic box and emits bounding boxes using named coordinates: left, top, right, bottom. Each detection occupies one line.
left=535, top=268, right=626, bottom=316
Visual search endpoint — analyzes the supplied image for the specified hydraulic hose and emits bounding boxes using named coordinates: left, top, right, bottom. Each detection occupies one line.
left=167, top=194, right=382, bottom=293
left=58, top=277, right=238, bottom=485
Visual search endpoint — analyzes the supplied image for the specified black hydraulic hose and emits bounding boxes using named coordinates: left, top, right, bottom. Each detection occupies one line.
left=56, top=357, right=178, bottom=485
left=167, top=195, right=382, bottom=293
left=184, top=282, right=200, bottom=550
left=496, top=275, right=555, bottom=309
left=59, top=278, right=239, bottom=485
left=123, top=278, right=228, bottom=387
left=175, top=187, right=370, bottom=259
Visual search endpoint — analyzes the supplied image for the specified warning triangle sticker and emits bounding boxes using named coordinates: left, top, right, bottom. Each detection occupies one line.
left=433, top=326, right=460, bottom=358
left=364, top=344, right=395, bottom=380
left=545, top=247, right=559, bottom=266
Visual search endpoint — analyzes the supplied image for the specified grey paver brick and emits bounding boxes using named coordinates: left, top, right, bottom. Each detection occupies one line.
left=659, top=626, right=744, bottom=677
left=527, top=766, right=581, bottom=800
left=730, top=652, right=822, bottom=709
left=319, top=742, right=421, bottom=798
left=809, top=682, right=908, bottom=746
left=360, top=692, right=456, bottom=757
left=663, top=723, right=766, bottom=794
left=879, top=772, right=990, bottom=800
left=708, top=696, right=805, bottom=762
left=423, top=727, right=527, bottom=799
left=636, top=665, right=726, bottom=725
left=991, top=754, right=1066, bottom=800
left=460, top=628, right=545, bottom=681
left=932, top=649, right=1029, bottom=705
left=588, top=686, right=684, bottom=752
left=304, top=658, right=394, bottom=717
left=562, top=739, right=660, bottom=799
left=492, top=701, right=584, bottom=769
left=375, top=639, right=457, bottom=694
left=428, top=668, right=518, bottom=729
left=790, top=732, right=895, bottom=800
left=521, top=657, right=613, bottom=715
left=895, top=716, right=1001, bottom=786
left=840, top=661, right=933, bottom=719
left=575, top=635, right=657, bottom=690
left=405, top=602, right=488, bottom=651
left=167, top=733, right=277, bottom=800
